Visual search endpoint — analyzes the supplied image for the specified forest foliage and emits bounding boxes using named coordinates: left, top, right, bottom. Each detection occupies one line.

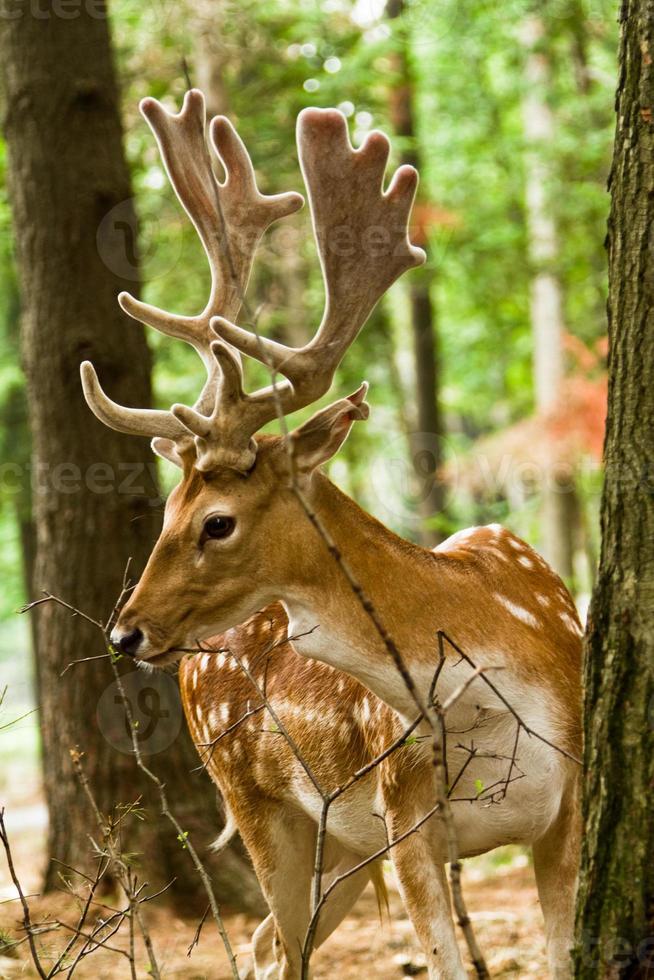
left=0, top=0, right=618, bottom=618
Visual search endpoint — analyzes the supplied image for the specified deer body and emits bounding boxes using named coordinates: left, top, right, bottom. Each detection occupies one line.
left=81, top=91, right=582, bottom=977
left=177, top=516, right=581, bottom=979
left=180, top=512, right=578, bottom=978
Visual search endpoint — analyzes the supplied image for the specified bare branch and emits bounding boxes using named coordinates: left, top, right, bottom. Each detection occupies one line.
left=0, top=808, right=48, bottom=979
left=187, top=905, right=210, bottom=958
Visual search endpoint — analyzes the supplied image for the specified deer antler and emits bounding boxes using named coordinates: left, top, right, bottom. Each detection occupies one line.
left=81, top=94, right=425, bottom=472
left=81, top=89, right=302, bottom=464
left=215, top=109, right=424, bottom=382
left=176, top=108, right=425, bottom=470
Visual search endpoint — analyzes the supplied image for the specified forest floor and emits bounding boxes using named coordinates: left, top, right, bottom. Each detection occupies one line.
left=0, top=800, right=549, bottom=980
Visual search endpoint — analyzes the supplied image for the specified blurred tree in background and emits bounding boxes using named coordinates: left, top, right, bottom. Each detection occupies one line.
left=0, top=0, right=616, bottom=913
left=0, top=0, right=262, bottom=911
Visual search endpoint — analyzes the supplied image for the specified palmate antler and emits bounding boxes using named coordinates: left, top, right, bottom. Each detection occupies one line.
left=81, top=90, right=425, bottom=472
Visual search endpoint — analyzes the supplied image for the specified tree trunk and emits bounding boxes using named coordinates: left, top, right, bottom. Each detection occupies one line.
left=193, top=9, right=230, bottom=120
left=0, top=2, right=263, bottom=914
left=386, top=0, right=446, bottom=547
left=574, top=2, right=654, bottom=975
left=521, top=15, right=577, bottom=582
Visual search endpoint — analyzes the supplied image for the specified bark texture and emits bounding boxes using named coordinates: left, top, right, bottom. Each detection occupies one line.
left=0, top=2, right=263, bottom=913
left=574, top=2, right=654, bottom=975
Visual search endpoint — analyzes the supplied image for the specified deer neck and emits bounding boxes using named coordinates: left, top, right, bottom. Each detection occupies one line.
left=281, top=473, right=442, bottom=714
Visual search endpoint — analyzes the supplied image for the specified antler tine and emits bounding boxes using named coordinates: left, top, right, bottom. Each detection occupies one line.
left=80, top=361, right=189, bottom=441
left=212, top=107, right=426, bottom=432
left=81, top=90, right=303, bottom=453
left=172, top=342, right=260, bottom=472
left=119, top=91, right=304, bottom=357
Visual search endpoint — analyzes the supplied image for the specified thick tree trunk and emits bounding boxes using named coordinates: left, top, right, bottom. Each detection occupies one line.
left=0, top=3, right=263, bottom=913
left=387, top=0, right=445, bottom=547
left=574, top=2, right=654, bottom=975
left=521, top=15, right=577, bottom=582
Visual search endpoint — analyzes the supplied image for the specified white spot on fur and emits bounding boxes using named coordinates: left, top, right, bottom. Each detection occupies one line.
left=435, top=526, right=475, bottom=552
left=219, top=703, right=230, bottom=724
left=485, top=546, right=506, bottom=560
left=560, top=611, right=582, bottom=635
left=494, top=593, right=539, bottom=628
left=196, top=703, right=204, bottom=723
left=201, top=653, right=210, bottom=672
left=508, top=537, right=525, bottom=551
left=518, top=555, right=534, bottom=568
left=536, top=594, right=551, bottom=608
left=217, top=653, right=227, bottom=669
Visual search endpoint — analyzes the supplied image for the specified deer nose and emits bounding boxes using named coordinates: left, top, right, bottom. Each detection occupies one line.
left=111, top=627, right=144, bottom=658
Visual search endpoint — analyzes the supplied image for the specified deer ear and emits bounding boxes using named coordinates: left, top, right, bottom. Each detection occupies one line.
left=151, top=437, right=184, bottom=468
left=151, top=435, right=201, bottom=472
left=289, top=383, right=370, bottom=474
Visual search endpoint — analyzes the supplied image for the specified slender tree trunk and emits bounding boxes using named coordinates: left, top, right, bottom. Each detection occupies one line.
left=521, top=15, right=578, bottom=582
left=574, top=2, right=654, bottom=975
left=193, top=12, right=230, bottom=120
left=386, top=0, right=445, bottom=547
left=0, top=2, right=262, bottom=913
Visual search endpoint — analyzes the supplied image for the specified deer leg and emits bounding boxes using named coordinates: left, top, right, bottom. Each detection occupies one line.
left=389, top=817, right=467, bottom=980
left=252, top=915, right=278, bottom=979
left=241, top=803, right=370, bottom=980
left=240, top=803, right=313, bottom=980
left=251, top=856, right=371, bottom=980
left=532, top=779, right=581, bottom=979
left=311, top=850, right=374, bottom=947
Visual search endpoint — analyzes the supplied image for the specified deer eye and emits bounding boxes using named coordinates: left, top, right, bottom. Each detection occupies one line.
left=202, top=515, right=236, bottom=542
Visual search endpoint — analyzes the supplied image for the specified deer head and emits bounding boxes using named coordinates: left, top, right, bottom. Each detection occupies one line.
left=83, top=90, right=424, bottom=664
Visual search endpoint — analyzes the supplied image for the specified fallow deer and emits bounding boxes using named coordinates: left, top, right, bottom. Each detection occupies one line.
left=82, top=91, right=582, bottom=978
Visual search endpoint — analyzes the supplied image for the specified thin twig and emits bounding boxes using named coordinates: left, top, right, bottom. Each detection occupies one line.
left=187, top=904, right=210, bottom=957
left=20, top=593, right=104, bottom=632
left=49, top=855, right=109, bottom=975
left=439, top=630, right=582, bottom=766
left=69, top=749, right=162, bottom=980
left=0, top=808, right=48, bottom=979
left=109, top=661, right=241, bottom=980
